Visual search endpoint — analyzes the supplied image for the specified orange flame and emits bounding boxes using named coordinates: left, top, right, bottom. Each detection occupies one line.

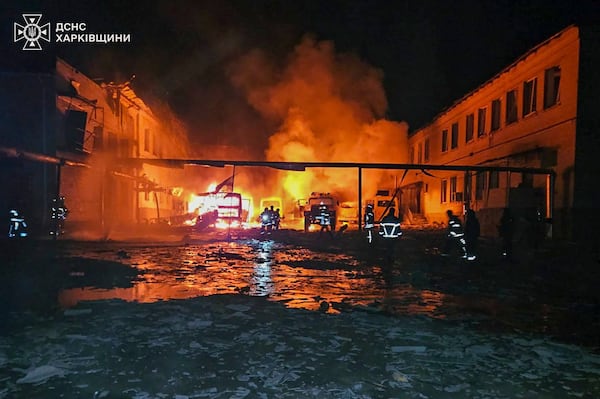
left=229, top=36, right=409, bottom=206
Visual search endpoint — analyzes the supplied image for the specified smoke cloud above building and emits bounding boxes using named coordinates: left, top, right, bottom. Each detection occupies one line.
left=228, top=35, right=409, bottom=201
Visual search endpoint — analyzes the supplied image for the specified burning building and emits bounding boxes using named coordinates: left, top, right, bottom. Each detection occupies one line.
left=56, top=58, right=190, bottom=237
left=0, top=57, right=191, bottom=238
left=401, top=25, right=600, bottom=241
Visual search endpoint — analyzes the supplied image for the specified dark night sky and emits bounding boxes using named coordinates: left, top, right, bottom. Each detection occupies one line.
left=2, top=0, right=598, bottom=144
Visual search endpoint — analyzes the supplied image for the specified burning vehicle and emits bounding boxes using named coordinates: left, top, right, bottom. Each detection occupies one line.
left=191, top=192, right=246, bottom=230
left=303, top=192, right=338, bottom=232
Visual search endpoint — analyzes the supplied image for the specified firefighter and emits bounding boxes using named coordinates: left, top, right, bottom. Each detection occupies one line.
left=443, top=209, right=466, bottom=258
left=379, top=207, right=402, bottom=263
left=317, top=203, right=333, bottom=238
left=464, top=208, right=480, bottom=261
left=274, top=208, right=281, bottom=230
left=8, top=209, right=28, bottom=238
left=364, top=203, right=375, bottom=244
left=50, top=196, right=69, bottom=237
left=498, top=207, right=515, bottom=260
left=259, top=207, right=272, bottom=234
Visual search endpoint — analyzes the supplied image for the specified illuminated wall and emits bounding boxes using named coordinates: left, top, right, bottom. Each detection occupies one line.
left=404, top=26, right=582, bottom=239
left=56, top=58, right=188, bottom=235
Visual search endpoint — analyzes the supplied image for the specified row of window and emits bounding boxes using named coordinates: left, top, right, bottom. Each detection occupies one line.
left=440, top=171, right=502, bottom=203
left=439, top=171, right=539, bottom=203
left=410, top=65, right=562, bottom=162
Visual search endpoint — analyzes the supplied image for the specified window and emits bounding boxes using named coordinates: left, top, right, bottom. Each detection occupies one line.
left=144, top=129, right=150, bottom=152
left=410, top=146, right=415, bottom=163
left=544, top=66, right=561, bottom=109
left=441, top=129, right=448, bottom=152
left=523, top=78, right=537, bottom=116
left=491, top=99, right=501, bottom=131
left=450, top=176, right=457, bottom=202
left=475, top=172, right=486, bottom=200
left=451, top=122, right=459, bottom=149
left=424, top=138, right=430, bottom=162
left=506, top=89, right=518, bottom=124
left=489, top=170, right=499, bottom=189
left=152, top=133, right=158, bottom=155
left=417, top=142, right=423, bottom=164
left=465, top=113, right=474, bottom=142
left=441, top=179, right=448, bottom=203
left=477, top=107, right=487, bottom=137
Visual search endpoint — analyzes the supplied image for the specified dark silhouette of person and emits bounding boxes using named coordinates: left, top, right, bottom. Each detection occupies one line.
left=364, top=203, right=375, bottom=244
left=318, top=204, right=333, bottom=238
left=464, top=208, right=480, bottom=261
left=443, top=209, right=466, bottom=258
left=498, top=207, right=515, bottom=260
left=260, top=207, right=272, bottom=234
left=379, top=207, right=402, bottom=264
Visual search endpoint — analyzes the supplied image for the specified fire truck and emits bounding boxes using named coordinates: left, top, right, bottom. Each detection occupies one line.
left=303, top=192, right=338, bottom=232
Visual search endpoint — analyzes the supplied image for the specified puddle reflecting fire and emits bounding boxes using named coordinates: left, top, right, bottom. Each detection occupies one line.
left=57, top=239, right=449, bottom=317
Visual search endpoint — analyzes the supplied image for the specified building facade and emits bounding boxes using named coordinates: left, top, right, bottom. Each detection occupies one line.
left=1, top=57, right=190, bottom=238
left=57, top=58, right=191, bottom=235
left=402, top=25, right=600, bottom=241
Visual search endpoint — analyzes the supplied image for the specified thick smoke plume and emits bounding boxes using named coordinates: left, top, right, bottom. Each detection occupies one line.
left=228, top=36, right=409, bottom=203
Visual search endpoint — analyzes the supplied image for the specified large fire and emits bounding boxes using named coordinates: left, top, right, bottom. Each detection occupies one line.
left=186, top=182, right=255, bottom=229
left=180, top=36, right=411, bottom=231
left=228, top=36, right=409, bottom=205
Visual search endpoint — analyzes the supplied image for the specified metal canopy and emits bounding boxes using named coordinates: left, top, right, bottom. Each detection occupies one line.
left=123, top=158, right=556, bottom=234
left=121, top=158, right=556, bottom=176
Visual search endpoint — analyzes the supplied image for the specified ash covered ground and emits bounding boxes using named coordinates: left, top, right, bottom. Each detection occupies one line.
left=1, top=227, right=599, bottom=398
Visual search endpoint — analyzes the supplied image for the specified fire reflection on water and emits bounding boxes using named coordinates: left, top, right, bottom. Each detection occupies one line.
left=57, top=240, right=448, bottom=318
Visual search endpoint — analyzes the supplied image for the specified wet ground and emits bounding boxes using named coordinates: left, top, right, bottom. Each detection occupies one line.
left=1, top=226, right=599, bottom=398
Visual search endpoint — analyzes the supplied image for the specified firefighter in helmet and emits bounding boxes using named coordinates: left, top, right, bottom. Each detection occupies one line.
left=274, top=208, right=281, bottom=230
left=50, top=196, right=69, bottom=237
left=8, top=209, right=28, bottom=238
left=379, top=207, right=402, bottom=263
left=317, top=203, right=333, bottom=238
left=364, top=203, right=375, bottom=244
left=443, top=209, right=467, bottom=258
left=259, top=207, right=272, bottom=234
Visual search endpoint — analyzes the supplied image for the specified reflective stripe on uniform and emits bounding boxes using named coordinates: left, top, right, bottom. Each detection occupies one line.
left=379, top=222, right=402, bottom=238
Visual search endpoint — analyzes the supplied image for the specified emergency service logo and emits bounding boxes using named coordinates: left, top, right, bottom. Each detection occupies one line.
left=13, top=14, right=51, bottom=50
